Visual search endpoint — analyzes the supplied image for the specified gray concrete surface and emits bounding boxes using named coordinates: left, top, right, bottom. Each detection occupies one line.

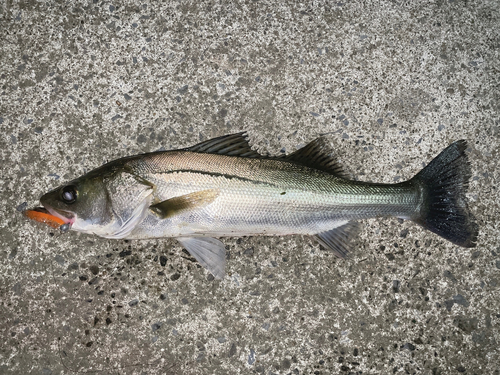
left=1, top=0, right=499, bottom=374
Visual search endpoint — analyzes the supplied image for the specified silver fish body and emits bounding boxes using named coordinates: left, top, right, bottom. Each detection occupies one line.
left=36, top=133, right=478, bottom=279
left=125, top=151, right=419, bottom=239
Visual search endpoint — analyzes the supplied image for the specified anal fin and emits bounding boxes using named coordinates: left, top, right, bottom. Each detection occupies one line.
left=313, top=221, right=360, bottom=258
left=177, top=237, right=226, bottom=279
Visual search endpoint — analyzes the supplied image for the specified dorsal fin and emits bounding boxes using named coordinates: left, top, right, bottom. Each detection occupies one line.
left=186, top=132, right=348, bottom=177
left=285, top=137, right=348, bottom=178
left=187, top=132, right=262, bottom=158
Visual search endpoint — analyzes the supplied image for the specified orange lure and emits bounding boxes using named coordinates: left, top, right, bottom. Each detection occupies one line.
left=24, top=208, right=66, bottom=229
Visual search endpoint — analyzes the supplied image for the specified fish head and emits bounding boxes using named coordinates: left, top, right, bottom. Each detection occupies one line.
left=40, top=170, right=113, bottom=232
left=40, top=164, right=154, bottom=238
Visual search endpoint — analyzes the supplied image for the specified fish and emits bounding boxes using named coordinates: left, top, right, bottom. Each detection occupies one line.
left=28, top=132, right=478, bottom=279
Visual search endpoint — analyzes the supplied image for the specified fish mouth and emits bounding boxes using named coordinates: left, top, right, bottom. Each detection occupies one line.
left=40, top=204, right=75, bottom=225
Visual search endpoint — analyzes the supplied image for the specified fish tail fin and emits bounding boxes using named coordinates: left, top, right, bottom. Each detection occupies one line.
left=411, top=140, right=478, bottom=247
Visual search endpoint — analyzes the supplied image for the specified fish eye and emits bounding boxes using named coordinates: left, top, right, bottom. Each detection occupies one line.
left=61, top=185, right=78, bottom=204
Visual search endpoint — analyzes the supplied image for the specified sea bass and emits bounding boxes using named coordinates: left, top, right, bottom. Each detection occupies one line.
left=29, top=133, right=478, bottom=279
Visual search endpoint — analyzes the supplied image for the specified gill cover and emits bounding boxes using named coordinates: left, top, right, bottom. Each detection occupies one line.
left=98, top=170, right=154, bottom=238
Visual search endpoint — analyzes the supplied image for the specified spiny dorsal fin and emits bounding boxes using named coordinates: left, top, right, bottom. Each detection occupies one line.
left=314, top=220, right=360, bottom=258
left=150, top=189, right=219, bottom=219
left=285, top=137, right=348, bottom=178
left=187, top=132, right=262, bottom=158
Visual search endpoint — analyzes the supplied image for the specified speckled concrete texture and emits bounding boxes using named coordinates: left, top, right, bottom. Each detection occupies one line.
left=1, top=0, right=499, bottom=374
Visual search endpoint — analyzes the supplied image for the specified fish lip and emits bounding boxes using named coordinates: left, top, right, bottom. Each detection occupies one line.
left=40, top=204, right=75, bottom=225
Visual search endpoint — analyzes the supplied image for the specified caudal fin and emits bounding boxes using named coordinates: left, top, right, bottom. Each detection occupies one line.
left=411, top=140, right=478, bottom=247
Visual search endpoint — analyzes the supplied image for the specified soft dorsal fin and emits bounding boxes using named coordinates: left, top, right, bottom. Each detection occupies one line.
left=187, top=132, right=262, bottom=158
left=285, top=137, right=348, bottom=178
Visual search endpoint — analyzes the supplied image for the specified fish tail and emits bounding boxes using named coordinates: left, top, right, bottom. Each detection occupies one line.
left=411, top=140, right=478, bottom=247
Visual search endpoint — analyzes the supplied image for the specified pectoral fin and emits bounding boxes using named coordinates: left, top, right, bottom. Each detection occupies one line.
left=314, top=221, right=360, bottom=258
left=177, top=237, right=226, bottom=279
left=150, top=189, right=219, bottom=219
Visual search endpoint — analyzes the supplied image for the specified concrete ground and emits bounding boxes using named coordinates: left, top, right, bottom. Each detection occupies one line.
left=1, top=1, right=499, bottom=374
